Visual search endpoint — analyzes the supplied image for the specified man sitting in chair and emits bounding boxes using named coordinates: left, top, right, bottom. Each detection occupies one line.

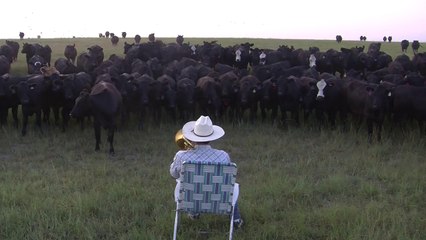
left=170, top=115, right=243, bottom=229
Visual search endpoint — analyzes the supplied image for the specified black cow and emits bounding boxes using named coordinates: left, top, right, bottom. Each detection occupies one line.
left=176, top=78, right=195, bottom=123
left=0, top=74, right=26, bottom=127
left=64, top=44, right=77, bottom=64
left=343, top=79, right=390, bottom=143
left=224, top=43, right=253, bottom=70
left=276, top=76, right=311, bottom=128
left=134, top=34, right=141, bottom=44
left=259, top=78, right=279, bottom=123
left=412, top=53, right=426, bottom=76
left=111, top=35, right=119, bottom=46
left=340, top=46, right=365, bottom=72
left=0, top=44, right=14, bottom=63
left=5, top=40, right=19, bottom=62
left=196, top=76, right=222, bottom=121
left=76, top=45, right=105, bottom=77
left=394, top=54, right=414, bottom=73
left=198, top=41, right=224, bottom=67
left=27, top=55, right=47, bottom=74
left=305, top=76, right=347, bottom=129
left=133, top=74, right=155, bottom=130
left=336, top=35, right=343, bottom=43
left=110, top=72, right=138, bottom=127
left=15, top=74, right=50, bottom=136
left=390, top=85, right=426, bottom=133
left=70, top=75, right=122, bottom=154
left=157, top=74, right=177, bottom=123
left=401, top=40, right=409, bottom=53
left=236, top=75, right=261, bottom=123
left=21, top=43, right=38, bottom=63
left=0, top=56, right=11, bottom=75
left=218, top=71, right=239, bottom=121
left=252, top=61, right=292, bottom=82
left=51, top=72, right=92, bottom=131
left=54, top=58, right=77, bottom=74
left=21, top=43, right=52, bottom=66
left=412, top=40, right=421, bottom=54
left=315, top=49, right=345, bottom=77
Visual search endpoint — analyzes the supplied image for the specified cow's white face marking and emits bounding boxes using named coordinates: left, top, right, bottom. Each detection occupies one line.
left=309, top=54, right=316, bottom=68
left=316, top=79, right=326, bottom=98
left=191, top=45, right=196, bottom=54
left=235, top=49, right=242, bottom=62
left=259, top=51, right=266, bottom=65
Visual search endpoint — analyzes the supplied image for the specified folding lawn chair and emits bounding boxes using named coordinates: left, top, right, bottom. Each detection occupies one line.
left=173, top=161, right=239, bottom=240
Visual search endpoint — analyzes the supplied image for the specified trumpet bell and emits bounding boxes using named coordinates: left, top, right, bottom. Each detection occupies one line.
left=175, top=129, right=193, bottom=150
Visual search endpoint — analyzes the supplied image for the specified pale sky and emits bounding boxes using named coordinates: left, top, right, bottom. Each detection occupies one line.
left=1, top=0, right=425, bottom=42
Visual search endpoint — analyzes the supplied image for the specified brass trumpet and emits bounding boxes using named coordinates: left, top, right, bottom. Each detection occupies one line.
left=175, top=129, right=194, bottom=150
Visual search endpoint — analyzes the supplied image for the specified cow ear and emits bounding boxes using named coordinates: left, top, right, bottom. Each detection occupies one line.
left=233, top=85, right=239, bottom=93
left=365, top=86, right=375, bottom=93
left=9, top=85, right=16, bottom=94
left=29, top=83, right=37, bottom=90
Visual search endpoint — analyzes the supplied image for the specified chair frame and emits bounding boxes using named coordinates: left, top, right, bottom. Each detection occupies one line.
left=173, top=161, right=239, bottom=240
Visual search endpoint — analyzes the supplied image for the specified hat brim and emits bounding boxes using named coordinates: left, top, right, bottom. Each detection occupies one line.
left=182, top=121, right=225, bottom=142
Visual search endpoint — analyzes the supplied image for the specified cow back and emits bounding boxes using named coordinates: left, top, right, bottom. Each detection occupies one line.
left=90, top=81, right=122, bottom=116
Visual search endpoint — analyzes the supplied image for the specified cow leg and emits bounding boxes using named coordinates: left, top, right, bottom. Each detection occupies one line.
left=35, top=110, right=43, bottom=134
left=315, top=109, right=324, bottom=130
left=42, top=106, right=51, bottom=125
left=12, top=106, right=19, bottom=128
left=53, top=106, right=60, bottom=126
left=271, top=105, right=278, bottom=125
left=94, top=121, right=101, bottom=151
left=293, top=109, right=300, bottom=127
left=260, top=104, right=266, bottom=122
left=377, top=121, right=383, bottom=142
left=21, top=112, right=28, bottom=136
left=61, top=107, right=70, bottom=132
left=328, top=111, right=337, bottom=130
left=367, top=119, right=373, bottom=144
left=138, top=108, right=145, bottom=131
left=0, top=108, right=6, bottom=127
left=107, top=127, right=115, bottom=155
left=418, top=120, right=424, bottom=135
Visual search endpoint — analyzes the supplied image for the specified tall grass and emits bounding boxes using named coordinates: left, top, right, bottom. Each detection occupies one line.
left=1, top=118, right=425, bottom=239
left=0, top=38, right=425, bottom=239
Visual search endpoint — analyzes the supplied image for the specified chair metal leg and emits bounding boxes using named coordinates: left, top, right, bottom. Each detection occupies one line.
left=229, top=206, right=235, bottom=240
left=173, top=209, right=179, bottom=240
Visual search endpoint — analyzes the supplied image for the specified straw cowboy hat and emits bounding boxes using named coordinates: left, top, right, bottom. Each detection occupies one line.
left=182, top=116, right=225, bottom=142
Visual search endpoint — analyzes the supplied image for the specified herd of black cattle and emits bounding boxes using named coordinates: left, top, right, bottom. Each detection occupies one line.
left=1, top=35, right=426, bottom=154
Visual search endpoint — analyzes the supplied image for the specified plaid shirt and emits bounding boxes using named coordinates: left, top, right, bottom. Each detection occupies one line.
left=170, top=144, right=231, bottom=178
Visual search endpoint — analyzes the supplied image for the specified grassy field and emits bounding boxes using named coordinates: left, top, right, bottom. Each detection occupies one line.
left=0, top=37, right=425, bottom=239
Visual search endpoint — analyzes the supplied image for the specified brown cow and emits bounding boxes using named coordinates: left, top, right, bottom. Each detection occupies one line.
left=64, top=44, right=77, bottom=64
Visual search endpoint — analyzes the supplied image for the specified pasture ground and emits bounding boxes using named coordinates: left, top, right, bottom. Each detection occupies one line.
left=0, top=37, right=425, bottom=239
left=1, top=119, right=425, bottom=239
